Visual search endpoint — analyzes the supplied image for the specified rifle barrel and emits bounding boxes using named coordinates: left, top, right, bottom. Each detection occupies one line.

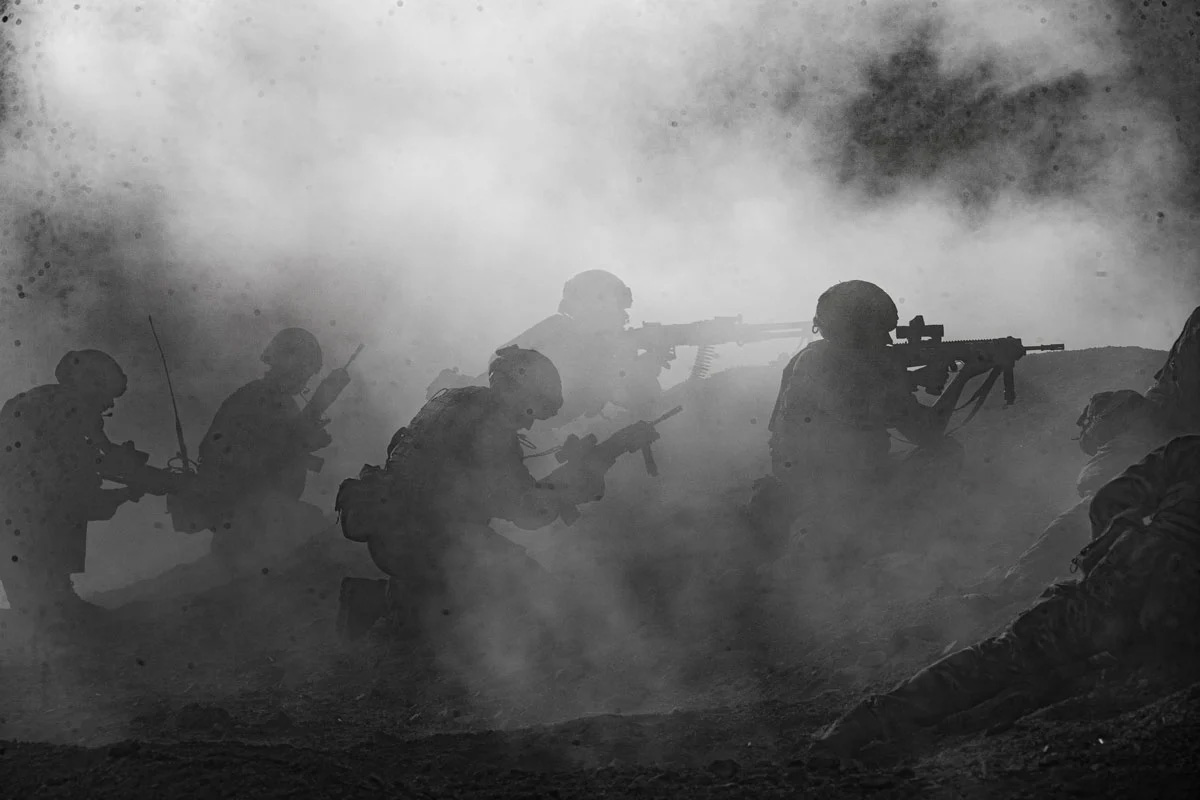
left=1027, top=343, right=1065, bottom=352
left=344, top=343, right=366, bottom=369
left=743, top=320, right=811, bottom=331
left=651, top=405, right=684, bottom=426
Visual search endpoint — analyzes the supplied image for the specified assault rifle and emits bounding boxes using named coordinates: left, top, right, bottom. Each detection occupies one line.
left=889, top=315, right=1064, bottom=419
left=626, top=316, right=812, bottom=369
left=541, top=405, right=684, bottom=524
left=301, top=343, right=364, bottom=472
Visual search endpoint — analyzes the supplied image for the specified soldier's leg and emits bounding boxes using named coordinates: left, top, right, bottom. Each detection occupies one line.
left=336, top=577, right=390, bottom=642
left=2, top=564, right=85, bottom=626
left=742, top=474, right=799, bottom=560
left=357, top=527, right=445, bottom=644
left=815, top=524, right=1179, bottom=758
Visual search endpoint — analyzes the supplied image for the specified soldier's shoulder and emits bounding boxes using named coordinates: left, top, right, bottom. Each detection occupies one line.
left=505, top=314, right=573, bottom=350
left=445, top=385, right=494, bottom=405
left=419, top=385, right=495, bottom=418
left=1, top=384, right=63, bottom=417
left=216, top=378, right=275, bottom=407
left=786, top=340, right=834, bottom=374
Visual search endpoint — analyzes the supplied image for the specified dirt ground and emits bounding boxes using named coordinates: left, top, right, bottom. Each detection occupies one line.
left=4, top=346, right=1199, bottom=798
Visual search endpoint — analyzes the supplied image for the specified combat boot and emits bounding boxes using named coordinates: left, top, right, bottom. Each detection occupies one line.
left=336, top=577, right=389, bottom=643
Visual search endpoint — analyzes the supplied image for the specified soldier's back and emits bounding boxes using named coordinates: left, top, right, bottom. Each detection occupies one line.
left=1, top=385, right=102, bottom=494
left=770, top=341, right=899, bottom=477
left=389, top=386, right=523, bottom=523
left=392, top=386, right=506, bottom=476
left=198, top=378, right=305, bottom=495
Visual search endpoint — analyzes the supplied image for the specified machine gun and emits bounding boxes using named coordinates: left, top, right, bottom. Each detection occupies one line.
left=300, top=343, right=365, bottom=473
left=541, top=405, right=683, bottom=524
left=626, top=316, right=813, bottom=376
left=889, top=315, right=1064, bottom=420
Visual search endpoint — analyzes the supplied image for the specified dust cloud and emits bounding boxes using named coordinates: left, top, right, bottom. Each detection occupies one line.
left=0, top=0, right=1196, bottom=724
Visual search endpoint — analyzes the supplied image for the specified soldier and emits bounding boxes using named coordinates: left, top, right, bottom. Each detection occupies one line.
left=964, top=390, right=1171, bottom=608
left=427, top=270, right=665, bottom=427
left=169, top=328, right=340, bottom=572
left=744, top=280, right=992, bottom=564
left=336, top=345, right=658, bottom=647
left=0, top=350, right=146, bottom=626
left=813, top=433, right=1200, bottom=761
left=1145, top=305, right=1200, bottom=433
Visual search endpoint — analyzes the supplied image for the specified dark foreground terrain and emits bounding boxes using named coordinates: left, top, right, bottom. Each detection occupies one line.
left=3, top=679, right=1200, bottom=798
left=3, top=346, right=1199, bottom=798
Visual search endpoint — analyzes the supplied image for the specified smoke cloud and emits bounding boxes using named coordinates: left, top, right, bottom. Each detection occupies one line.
left=0, top=0, right=1196, bottom=699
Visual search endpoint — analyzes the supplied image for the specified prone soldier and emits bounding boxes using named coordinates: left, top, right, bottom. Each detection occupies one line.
left=335, top=346, right=677, bottom=647
left=166, top=328, right=359, bottom=572
left=962, top=390, right=1172, bottom=609
left=814, top=433, right=1200, bottom=761
left=957, top=302, right=1200, bottom=611
left=0, top=351, right=154, bottom=627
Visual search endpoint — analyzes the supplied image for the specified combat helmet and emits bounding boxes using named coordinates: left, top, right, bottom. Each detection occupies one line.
left=261, top=328, right=323, bottom=376
left=812, top=280, right=899, bottom=346
left=55, top=349, right=128, bottom=399
left=558, top=270, right=633, bottom=317
left=1076, top=389, right=1157, bottom=456
left=488, top=345, right=564, bottom=420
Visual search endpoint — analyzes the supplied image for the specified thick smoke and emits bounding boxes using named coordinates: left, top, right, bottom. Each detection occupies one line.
left=0, top=0, right=1197, bottom=720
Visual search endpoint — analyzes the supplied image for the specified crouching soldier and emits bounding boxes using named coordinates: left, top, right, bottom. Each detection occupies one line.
left=0, top=351, right=157, bottom=627
left=167, top=328, right=356, bottom=573
left=814, top=433, right=1200, bottom=761
left=745, top=280, right=991, bottom=566
left=335, top=346, right=665, bottom=651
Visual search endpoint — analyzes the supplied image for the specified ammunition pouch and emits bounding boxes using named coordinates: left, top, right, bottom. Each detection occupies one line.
left=335, top=463, right=403, bottom=543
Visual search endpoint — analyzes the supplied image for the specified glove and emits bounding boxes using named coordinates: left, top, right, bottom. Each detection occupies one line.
left=300, top=421, right=334, bottom=452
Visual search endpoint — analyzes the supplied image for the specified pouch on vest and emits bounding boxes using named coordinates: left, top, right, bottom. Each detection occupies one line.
left=336, top=463, right=402, bottom=543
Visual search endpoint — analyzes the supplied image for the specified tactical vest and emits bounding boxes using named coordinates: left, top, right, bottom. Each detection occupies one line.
left=336, top=387, right=496, bottom=543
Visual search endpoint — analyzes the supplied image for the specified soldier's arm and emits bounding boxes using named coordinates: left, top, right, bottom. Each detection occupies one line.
left=1088, top=435, right=1200, bottom=534
left=476, top=419, right=566, bottom=530
left=85, top=486, right=144, bottom=521
left=892, top=356, right=994, bottom=445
